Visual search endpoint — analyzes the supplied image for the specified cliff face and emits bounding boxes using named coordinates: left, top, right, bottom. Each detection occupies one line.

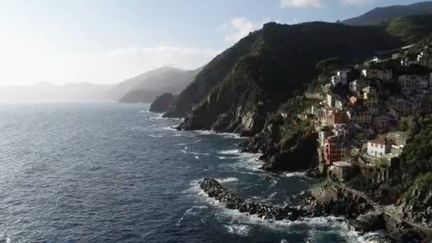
left=149, top=93, right=176, bottom=113
left=240, top=96, right=319, bottom=171
left=164, top=31, right=261, bottom=118
left=173, top=22, right=402, bottom=137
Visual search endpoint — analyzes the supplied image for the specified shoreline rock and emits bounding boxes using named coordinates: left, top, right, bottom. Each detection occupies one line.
left=199, top=178, right=306, bottom=221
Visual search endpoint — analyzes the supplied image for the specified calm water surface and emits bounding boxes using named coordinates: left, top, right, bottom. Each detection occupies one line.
left=0, top=103, right=367, bottom=242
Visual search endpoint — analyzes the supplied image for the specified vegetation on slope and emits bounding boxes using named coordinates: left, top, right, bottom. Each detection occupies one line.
left=400, top=115, right=432, bottom=181
left=176, top=22, right=403, bottom=134
left=386, top=14, right=432, bottom=43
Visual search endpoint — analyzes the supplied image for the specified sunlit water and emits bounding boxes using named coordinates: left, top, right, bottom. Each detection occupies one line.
left=0, top=103, right=370, bottom=242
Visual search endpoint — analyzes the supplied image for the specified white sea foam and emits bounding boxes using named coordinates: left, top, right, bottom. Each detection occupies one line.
left=218, top=149, right=241, bottom=155
left=215, top=177, right=239, bottom=183
left=148, top=113, right=164, bottom=119
left=219, top=133, right=244, bottom=139
left=185, top=205, right=209, bottom=216
left=193, top=130, right=244, bottom=140
left=190, top=151, right=210, bottom=156
left=176, top=205, right=209, bottom=226
left=148, top=134, right=165, bottom=138
left=187, top=178, right=379, bottom=243
left=284, top=172, right=307, bottom=178
left=225, top=224, right=251, bottom=237
left=162, top=126, right=177, bottom=131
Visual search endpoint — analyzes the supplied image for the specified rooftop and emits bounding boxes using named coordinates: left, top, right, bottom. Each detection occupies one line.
left=369, top=138, right=394, bottom=146
left=333, top=161, right=353, bottom=167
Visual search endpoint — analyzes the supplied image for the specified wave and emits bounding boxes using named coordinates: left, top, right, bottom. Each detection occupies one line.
left=217, top=149, right=263, bottom=172
left=218, top=149, right=240, bottom=155
left=187, top=179, right=383, bottom=243
left=176, top=205, right=209, bottom=226
left=148, top=134, right=165, bottom=138
left=284, top=172, right=307, bottom=178
left=224, top=224, right=251, bottom=237
left=193, top=130, right=244, bottom=140
left=215, top=177, right=239, bottom=183
left=162, top=126, right=177, bottom=131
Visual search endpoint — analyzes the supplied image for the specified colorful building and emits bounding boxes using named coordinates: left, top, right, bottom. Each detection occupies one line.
left=323, top=135, right=342, bottom=166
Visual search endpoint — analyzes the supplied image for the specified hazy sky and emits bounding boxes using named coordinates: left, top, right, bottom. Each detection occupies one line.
left=0, top=0, right=421, bottom=85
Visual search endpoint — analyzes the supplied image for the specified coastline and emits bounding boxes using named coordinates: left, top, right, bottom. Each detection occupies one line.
left=166, top=117, right=383, bottom=241
left=168, top=118, right=430, bottom=242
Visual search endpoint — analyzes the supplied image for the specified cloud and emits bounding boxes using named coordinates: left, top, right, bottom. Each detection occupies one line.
left=340, top=0, right=374, bottom=6
left=219, top=17, right=268, bottom=44
left=280, top=0, right=326, bottom=8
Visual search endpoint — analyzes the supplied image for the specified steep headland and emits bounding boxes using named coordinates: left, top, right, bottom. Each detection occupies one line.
left=149, top=93, right=176, bottom=112
left=170, top=22, right=402, bottom=134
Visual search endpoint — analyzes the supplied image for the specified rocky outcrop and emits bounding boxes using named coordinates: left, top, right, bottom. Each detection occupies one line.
left=239, top=97, right=319, bottom=172
left=200, top=178, right=306, bottom=221
left=397, top=184, right=432, bottom=227
left=350, top=212, right=385, bottom=233
left=200, top=178, right=430, bottom=241
left=201, top=178, right=374, bottom=220
left=150, top=93, right=176, bottom=113
left=302, top=182, right=375, bottom=218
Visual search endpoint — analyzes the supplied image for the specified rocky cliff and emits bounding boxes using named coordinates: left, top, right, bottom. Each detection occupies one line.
left=172, top=22, right=402, bottom=137
left=240, top=96, right=319, bottom=171
left=149, top=93, right=176, bottom=113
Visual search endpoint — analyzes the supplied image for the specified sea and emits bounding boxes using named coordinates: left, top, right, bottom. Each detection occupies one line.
left=0, top=103, right=379, bottom=242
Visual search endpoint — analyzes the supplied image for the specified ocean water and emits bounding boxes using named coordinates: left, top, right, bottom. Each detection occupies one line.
left=0, top=103, right=368, bottom=243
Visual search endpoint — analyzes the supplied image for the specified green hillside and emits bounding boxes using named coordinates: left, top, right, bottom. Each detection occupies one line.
left=171, top=22, right=403, bottom=134
left=387, top=14, right=432, bottom=43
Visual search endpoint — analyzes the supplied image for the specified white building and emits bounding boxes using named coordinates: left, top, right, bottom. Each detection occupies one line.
left=417, top=51, right=432, bottom=68
left=367, top=138, right=392, bottom=158
left=326, top=94, right=343, bottom=110
left=398, top=75, right=429, bottom=90
left=331, top=69, right=350, bottom=86
left=361, top=69, right=393, bottom=81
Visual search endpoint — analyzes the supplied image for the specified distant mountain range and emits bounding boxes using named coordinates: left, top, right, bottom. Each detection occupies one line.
left=4, top=1, right=432, bottom=104
left=109, top=66, right=200, bottom=103
left=0, top=82, right=114, bottom=103
left=343, top=1, right=432, bottom=26
left=0, top=67, right=199, bottom=103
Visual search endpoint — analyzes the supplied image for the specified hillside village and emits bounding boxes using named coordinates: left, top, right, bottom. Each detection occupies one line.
left=299, top=39, right=432, bottom=182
